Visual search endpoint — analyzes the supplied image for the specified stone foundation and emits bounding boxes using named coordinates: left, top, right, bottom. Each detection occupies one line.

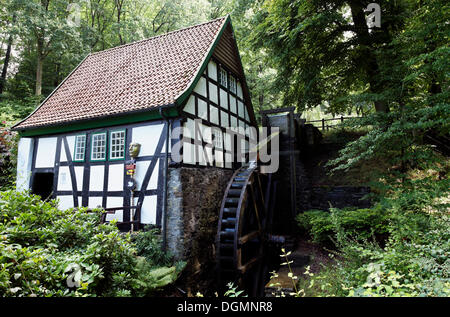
left=165, top=167, right=233, bottom=294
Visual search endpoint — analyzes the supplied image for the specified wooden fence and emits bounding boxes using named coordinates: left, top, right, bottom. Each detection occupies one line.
left=305, top=116, right=362, bottom=131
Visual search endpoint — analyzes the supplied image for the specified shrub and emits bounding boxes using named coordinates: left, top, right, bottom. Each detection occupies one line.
left=131, top=228, right=173, bottom=267
left=297, top=182, right=450, bottom=297
left=297, top=204, right=389, bottom=244
left=0, top=190, right=179, bottom=297
left=0, top=124, right=17, bottom=190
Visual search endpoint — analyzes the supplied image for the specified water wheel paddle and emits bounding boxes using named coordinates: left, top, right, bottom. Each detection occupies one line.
left=216, top=165, right=272, bottom=296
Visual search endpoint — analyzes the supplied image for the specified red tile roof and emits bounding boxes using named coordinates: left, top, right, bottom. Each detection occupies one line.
left=14, top=17, right=228, bottom=130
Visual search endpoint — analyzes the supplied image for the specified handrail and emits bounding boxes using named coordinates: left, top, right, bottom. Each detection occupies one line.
left=100, top=204, right=142, bottom=230
left=305, top=116, right=362, bottom=123
left=305, top=116, right=362, bottom=131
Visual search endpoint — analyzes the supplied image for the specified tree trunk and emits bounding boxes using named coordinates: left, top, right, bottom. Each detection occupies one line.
left=116, top=0, right=124, bottom=45
left=0, top=14, right=16, bottom=95
left=35, top=0, right=50, bottom=97
left=349, top=1, right=389, bottom=113
left=54, top=61, right=61, bottom=87
left=0, top=34, right=13, bottom=95
left=35, top=39, right=43, bottom=96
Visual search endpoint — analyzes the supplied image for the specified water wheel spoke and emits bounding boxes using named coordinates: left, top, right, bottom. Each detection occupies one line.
left=238, top=230, right=261, bottom=245
left=217, top=166, right=269, bottom=295
left=249, top=183, right=263, bottom=232
left=238, top=255, right=262, bottom=274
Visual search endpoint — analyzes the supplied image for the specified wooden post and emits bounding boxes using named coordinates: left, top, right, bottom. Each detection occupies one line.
left=341, top=115, right=344, bottom=123
left=322, top=118, right=325, bottom=131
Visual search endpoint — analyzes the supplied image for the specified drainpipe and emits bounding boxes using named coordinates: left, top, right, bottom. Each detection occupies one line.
left=159, top=105, right=171, bottom=252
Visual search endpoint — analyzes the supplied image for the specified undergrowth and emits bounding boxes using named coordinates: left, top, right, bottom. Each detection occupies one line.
left=0, top=190, right=182, bottom=297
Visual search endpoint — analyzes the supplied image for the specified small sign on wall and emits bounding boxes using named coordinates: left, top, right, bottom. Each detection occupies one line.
left=125, top=160, right=136, bottom=176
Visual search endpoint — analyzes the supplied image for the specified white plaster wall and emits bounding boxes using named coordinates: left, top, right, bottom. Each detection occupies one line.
left=132, top=124, right=165, bottom=156
left=194, top=77, right=207, bottom=97
left=134, top=160, right=150, bottom=191
left=57, top=166, right=71, bottom=191
left=225, top=153, right=232, bottom=168
left=88, top=196, right=103, bottom=209
left=208, top=60, right=217, bottom=80
left=140, top=195, right=157, bottom=224
left=184, top=118, right=195, bottom=139
left=57, top=195, right=74, bottom=210
left=209, top=82, right=218, bottom=104
left=215, top=150, right=224, bottom=167
left=16, top=138, right=34, bottom=191
left=220, top=89, right=228, bottom=109
left=184, top=95, right=195, bottom=115
left=210, top=105, right=219, bottom=125
left=133, top=158, right=161, bottom=193
left=56, top=196, right=81, bottom=210
left=89, top=165, right=105, bottom=191
left=59, top=135, right=75, bottom=162
left=105, top=197, right=124, bottom=221
left=35, top=137, right=57, bottom=168
left=183, top=142, right=195, bottom=165
left=180, top=59, right=253, bottom=169
left=197, top=144, right=206, bottom=166
left=107, top=163, right=124, bottom=191
left=198, top=99, right=208, bottom=120
left=220, top=110, right=229, bottom=127
left=75, top=166, right=84, bottom=191
left=230, top=95, right=237, bottom=114
left=147, top=159, right=159, bottom=190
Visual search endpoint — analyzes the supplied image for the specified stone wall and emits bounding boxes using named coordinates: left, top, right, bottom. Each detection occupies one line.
left=303, top=186, right=371, bottom=211
left=166, top=167, right=233, bottom=294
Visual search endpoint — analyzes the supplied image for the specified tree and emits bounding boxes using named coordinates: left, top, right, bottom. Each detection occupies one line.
left=14, top=0, right=81, bottom=97
left=0, top=0, right=16, bottom=95
left=250, top=0, right=407, bottom=114
left=328, top=0, right=449, bottom=180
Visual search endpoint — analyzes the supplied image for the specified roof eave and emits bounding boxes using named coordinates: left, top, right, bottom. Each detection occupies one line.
left=16, top=104, right=179, bottom=137
left=174, top=15, right=230, bottom=110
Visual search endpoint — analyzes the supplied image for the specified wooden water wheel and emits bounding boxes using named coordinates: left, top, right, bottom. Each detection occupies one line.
left=216, top=165, right=274, bottom=296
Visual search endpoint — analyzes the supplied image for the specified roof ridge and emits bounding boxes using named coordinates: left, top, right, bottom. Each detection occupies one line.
left=89, top=15, right=228, bottom=57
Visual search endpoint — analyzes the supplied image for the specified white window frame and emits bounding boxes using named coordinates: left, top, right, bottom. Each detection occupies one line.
left=109, top=130, right=126, bottom=160
left=212, top=129, right=223, bottom=149
left=73, top=134, right=86, bottom=162
left=229, top=76, right=237, bottom=94
left=91, top=132, right=107, bottom=161
left=219, top=67, right=228, bottom=88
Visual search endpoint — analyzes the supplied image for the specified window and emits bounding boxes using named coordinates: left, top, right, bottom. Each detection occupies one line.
left=212, top=129, right=223, bottom=149
left=110, top=130, right=126, bottom=160
left=91, top=132, right=107, bottom=161
left=229, top=76, right=236, bottom=94
left=219, top=68, right=227, bottom=88
left=74, top=135, right=86, bottom=162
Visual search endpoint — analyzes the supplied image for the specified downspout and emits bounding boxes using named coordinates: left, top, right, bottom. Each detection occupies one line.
left=159, top=105, right=171, bottom=252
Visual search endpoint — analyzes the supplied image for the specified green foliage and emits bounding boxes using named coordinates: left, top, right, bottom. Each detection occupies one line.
left=297, top=205, right=389, bottom=244
left=297, top=182, right=450, bottom=297
left=0, top=190, right=179, bottom=297
left=131, top=228, right=173, bottom=267
left=0, top=122, right=18, bottom=190
left=223, top=282, right=246, bottom=297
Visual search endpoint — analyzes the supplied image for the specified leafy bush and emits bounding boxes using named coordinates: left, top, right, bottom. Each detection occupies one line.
left=0, top=190, right=179, bottom=297
left=0, top=124, right=17, bottom=190
left=131, top=228, right=172, bottom=267
left=297, top=181, right=450, bottom=297
left=297, top=205, right=389, bottom=244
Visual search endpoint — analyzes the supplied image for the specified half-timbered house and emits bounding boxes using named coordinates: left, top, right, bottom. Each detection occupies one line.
left=12, top=16, right=257, bottom=229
